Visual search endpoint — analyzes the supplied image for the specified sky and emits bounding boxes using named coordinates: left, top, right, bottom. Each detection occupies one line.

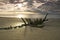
left=0, top=0, right=60, bottom=17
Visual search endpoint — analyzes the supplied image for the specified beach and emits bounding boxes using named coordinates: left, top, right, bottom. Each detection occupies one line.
left=0, top=17, right=60, bottom=40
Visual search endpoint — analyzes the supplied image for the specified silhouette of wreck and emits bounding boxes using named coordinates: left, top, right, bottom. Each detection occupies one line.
left=0, top=13, right=48, bottom=30
left=20, top=13, right=48, bottom=28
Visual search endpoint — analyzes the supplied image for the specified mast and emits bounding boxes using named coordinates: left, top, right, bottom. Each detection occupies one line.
left=42, top=13, right=48, bottom=22
left=21, top=18, right=26, bottom=25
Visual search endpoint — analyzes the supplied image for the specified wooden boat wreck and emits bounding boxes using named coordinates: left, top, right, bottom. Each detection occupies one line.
left=20, top=13, right=48, bottom=28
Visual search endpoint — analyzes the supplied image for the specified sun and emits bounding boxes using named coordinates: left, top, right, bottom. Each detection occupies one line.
left=17, top=14, right=27, bottom=18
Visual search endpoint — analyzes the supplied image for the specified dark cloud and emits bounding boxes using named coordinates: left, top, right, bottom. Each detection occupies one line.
left=55, top=0, right=60, bottom=5
left=9, top=0, right=20, bottom=4
left=35, top=0, right=46, bottom=3
left=36, top=1, right=60, bottom=14
left=9, top=0, right=15, bottom=3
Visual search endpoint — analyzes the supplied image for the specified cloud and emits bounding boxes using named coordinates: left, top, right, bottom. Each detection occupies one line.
left=0, top=0, right=60, bottom=14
